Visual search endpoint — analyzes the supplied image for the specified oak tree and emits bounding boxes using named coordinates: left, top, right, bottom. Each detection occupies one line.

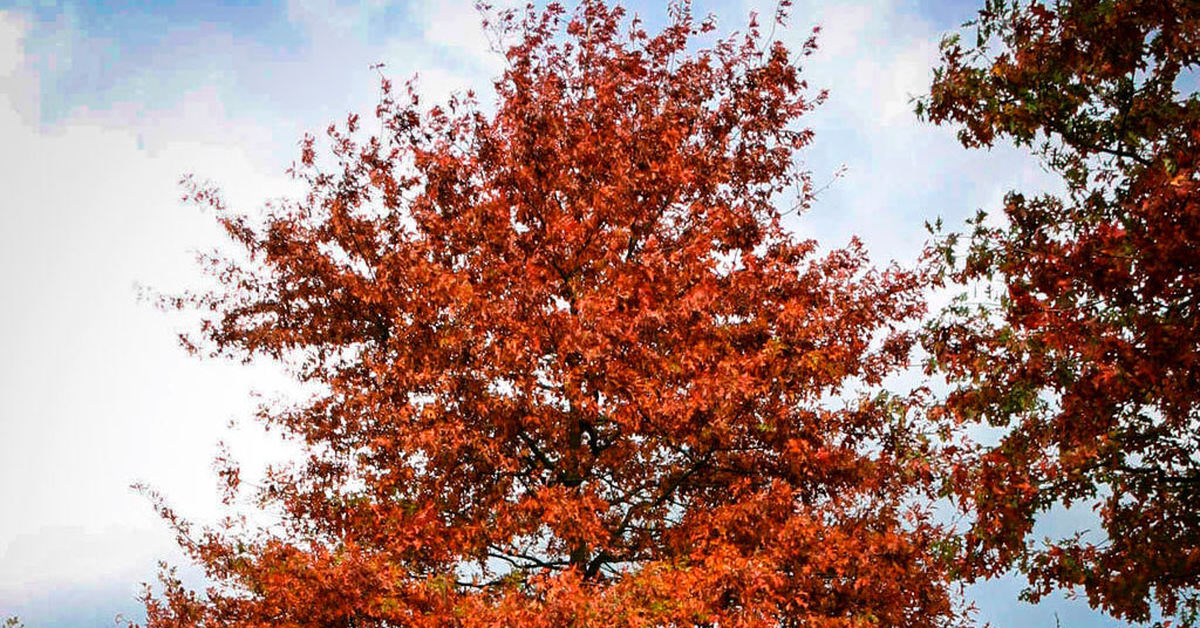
left=920, top=0, right=1200, bottom=623
left=142, top=2, right=963, bottom=626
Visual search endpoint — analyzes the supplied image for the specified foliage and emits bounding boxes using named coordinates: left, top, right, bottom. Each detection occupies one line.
left=919, top=0, right=1200, bottom=623
left=141, top=1, right=965, bottom=626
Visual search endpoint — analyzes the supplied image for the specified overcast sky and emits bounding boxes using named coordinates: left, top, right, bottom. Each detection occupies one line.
left=0, top=0, right=1133, bottom=626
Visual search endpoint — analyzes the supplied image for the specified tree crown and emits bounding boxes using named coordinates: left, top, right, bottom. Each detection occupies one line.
left=143, top=2, right=961, bottom=626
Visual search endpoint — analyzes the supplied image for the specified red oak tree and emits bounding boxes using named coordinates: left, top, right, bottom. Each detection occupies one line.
left=142, top=2, right=963, bottom=626
left=920, top=0, right=1200, bottom=624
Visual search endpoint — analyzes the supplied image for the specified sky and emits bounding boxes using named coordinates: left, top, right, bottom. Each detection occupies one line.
left=0, top=0, right=1137, bottom=626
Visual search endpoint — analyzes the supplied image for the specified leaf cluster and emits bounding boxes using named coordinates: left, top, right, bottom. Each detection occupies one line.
left=919, top=0, right=1200, bottom=624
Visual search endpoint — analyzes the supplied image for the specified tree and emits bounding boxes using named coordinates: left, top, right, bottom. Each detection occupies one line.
left=919, top=0, right=1200, bottom=623
left=142, top=2, right=964, bottom=626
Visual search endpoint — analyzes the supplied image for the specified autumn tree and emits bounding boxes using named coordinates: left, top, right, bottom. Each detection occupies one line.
left=141, top=2, right=964, bottom=626
left=919, top=0, right=1200, bottom=624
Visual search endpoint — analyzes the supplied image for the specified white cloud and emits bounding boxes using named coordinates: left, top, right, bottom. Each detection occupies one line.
left=0, top=8, right=297, bottom=614
left=0, top=526, right=172, bottom=604
left=284, top=0, right=388, bottom=40
left=408, top=0, right=513, bottom=76
left=0, top=11, right=25, bottom=78
left=737, top=0, right=1057, bottom=267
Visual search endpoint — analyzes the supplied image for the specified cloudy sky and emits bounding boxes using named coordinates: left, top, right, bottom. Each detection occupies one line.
left=0, top=0, right=1130, bottom=625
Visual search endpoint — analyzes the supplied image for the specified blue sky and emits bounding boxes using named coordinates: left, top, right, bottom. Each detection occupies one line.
left=0, top=1, right=1136, bottom=626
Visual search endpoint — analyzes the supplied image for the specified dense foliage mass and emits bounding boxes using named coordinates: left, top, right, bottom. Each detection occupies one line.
left=142, top=2, right=964, bottom=626
left=920, top=0, right=1200, bottom=623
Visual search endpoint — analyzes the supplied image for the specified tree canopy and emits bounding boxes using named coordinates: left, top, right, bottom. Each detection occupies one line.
left=920, top=0, right=1200, bottom=623
left=141, top=2, right=963, bottom=626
